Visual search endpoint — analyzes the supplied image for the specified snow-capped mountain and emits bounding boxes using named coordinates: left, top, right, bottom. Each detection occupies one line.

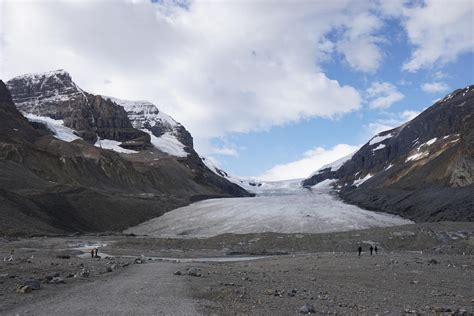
left=303, top=85, right=474, bottom=222
left=6, top=70, right=150, bottom=150
left=6, top=70, right=195, bottom=157
left=105, top=97, right=191, bottom=157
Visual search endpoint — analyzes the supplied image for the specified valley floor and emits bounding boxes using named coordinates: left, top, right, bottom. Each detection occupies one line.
left=0, top=222, right=473, bottom=315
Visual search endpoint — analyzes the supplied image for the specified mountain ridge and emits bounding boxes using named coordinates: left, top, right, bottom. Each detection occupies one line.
left=303, top=85, right=474, bottom=222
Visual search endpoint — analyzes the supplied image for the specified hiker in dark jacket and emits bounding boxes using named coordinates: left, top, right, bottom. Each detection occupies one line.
left=358, top=246, right=362, bottom=256
left=370, top=245, right=374, bottom=255
left=375, top=245, right=378, bottom=254
left=90, top=249, right=94, bottom=258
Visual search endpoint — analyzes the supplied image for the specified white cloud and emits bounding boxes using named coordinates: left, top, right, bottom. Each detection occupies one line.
left=433, top=71, right=448, bottom=80
left=366, top=110, right=420, bottom=136
left=258, top=144, right=359, bottom=181
left=400, top=110, right=420, bottom=122
left=421, top=82, right=450, bottom=93
left=336, top=12, right=384, bottom=73
left=392, top=0, right=474, bottom=72
left=366, top=81, right=404, bottom=109
left=1, top=0, right=370, bottom=155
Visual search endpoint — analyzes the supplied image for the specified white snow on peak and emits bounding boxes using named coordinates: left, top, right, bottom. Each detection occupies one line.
left=106, top=96, right=178, bottom=128
left=8, top=70, right=87, bottom=108
left=94, top=139, right=138, bottom=154
left=106, top=96, right=189, bottom=157
left=11, top=69, right=70, bottom=83
left=369, top=133, right=393, bottom=146
left=24, top=113, right=81, bottom=142
left=353, top=174, right=373, bottom=187
left=144, top=130, right=187, bottom=157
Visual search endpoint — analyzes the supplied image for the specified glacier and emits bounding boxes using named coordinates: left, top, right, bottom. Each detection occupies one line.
left=125, top=179, right=412, bottom=238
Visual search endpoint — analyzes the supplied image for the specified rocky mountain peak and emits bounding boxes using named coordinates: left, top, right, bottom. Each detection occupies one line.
left=7, top=70, right=80, bottom=110
left=6, top=71, right=150, bottom=147
left=108, top=97, right=193, bottom=156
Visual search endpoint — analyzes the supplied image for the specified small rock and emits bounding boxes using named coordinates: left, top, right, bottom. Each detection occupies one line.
left=79, top=268, right=90, bottom=278
left=299, top=303, right=316, bottom=314
left=134, top=258, right=145, bottom=264
left=186, top=268, right=202, bottom=277
left=49, top=277, right=65, bottom=284
left=173, top=270, right=182, bottom=276
left=427, top=259, right=439, bottom=265
left=16, top=285, right=32, bottom=294
left=45, top=272, right=60, bottom=281
left=56, top=255, right=71, bottom=259
left=404, top=309, right=417, bottom=314
left=22, top=280, right=41, bottom=290
left=106, top=267, right=113, bottom=273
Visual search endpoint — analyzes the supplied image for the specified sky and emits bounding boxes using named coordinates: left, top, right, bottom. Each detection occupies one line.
left=1, top=0, right=473, bottom=181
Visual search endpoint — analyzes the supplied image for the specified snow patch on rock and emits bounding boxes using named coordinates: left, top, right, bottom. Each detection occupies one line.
left=145, top=130, right=187, bottom=157
left=94, top=139, right=138, bottom=154
left=24, top=113, right=81, bottom=142
left=353, top=174, right=373, bottom=187
left=369, top=133, right=393, bottom=145
left=107, top=97, right=189, bottom=157
left=373, top=144, right=386, bottom=151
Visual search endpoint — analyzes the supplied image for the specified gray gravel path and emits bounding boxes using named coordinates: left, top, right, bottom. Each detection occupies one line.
left=6, top=261, right=199, bottom=316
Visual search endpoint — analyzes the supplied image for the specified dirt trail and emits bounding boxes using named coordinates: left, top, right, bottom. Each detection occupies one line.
left=5, top=261, right=199, bottom=316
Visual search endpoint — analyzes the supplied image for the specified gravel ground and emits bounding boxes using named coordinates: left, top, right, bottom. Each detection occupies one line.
left=186, top=252, right=473, bottom=315
left=0, top=222, right=473, bottom=315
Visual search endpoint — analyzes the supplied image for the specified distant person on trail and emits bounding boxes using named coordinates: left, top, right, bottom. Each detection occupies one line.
left=94, top=248, right=99, bottom=258
left=90, top=249, right=94, bottom=258
left=375, top=246, right=378, bottom=254
left=370, top=245, right=374, bottom=256
left=358, top=246, right=362, bottom=256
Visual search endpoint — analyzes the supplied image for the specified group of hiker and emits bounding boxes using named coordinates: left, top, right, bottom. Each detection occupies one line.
left=90, top=248, right=99, bottom=258
left=357, top=245, right=377, bottom=256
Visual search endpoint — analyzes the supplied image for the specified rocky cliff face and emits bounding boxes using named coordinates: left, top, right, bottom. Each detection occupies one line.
left=7, top=70, right=150, bottom=148
left=303, top=85, right=474, bottom=222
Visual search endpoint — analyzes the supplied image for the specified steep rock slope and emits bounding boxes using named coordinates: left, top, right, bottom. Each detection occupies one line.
left=303, top=85, right=474, bottom=222
left=0, top=76, right=250, bottom=236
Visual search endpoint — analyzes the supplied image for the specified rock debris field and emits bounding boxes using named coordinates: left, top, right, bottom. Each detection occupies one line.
left=1, top=221, right=473, bottom=315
